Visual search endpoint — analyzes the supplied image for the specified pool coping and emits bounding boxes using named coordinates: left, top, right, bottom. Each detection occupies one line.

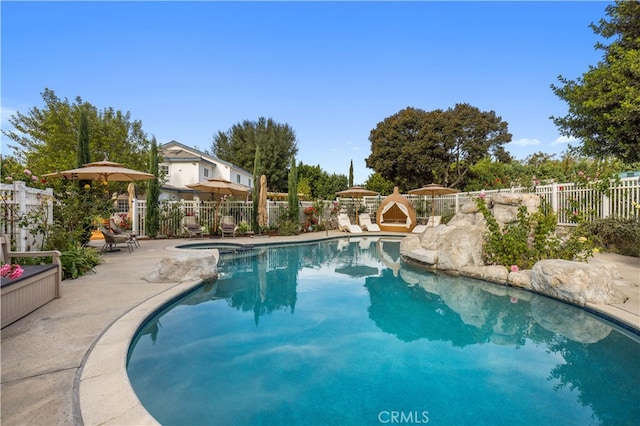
left=76, top=236, right=640, bottom=425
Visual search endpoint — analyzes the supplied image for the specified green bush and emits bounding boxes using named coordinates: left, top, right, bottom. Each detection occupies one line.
left=581, top=218, right=640, bottom=257
left=278, top=220, right=299, bottom=236
left=60, top=244, right=102, bottom=279
left=476, top=197, right=593, bottom=269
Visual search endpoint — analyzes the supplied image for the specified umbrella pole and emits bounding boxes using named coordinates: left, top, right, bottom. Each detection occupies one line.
left=431, top=195, right=436, bottom=226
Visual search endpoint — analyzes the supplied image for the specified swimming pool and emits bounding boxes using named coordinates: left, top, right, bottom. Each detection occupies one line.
left=127, top=237, right=640, bottom=425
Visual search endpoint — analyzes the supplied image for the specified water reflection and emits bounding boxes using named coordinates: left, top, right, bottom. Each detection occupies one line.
left=131, top=238, right=640, bottom=425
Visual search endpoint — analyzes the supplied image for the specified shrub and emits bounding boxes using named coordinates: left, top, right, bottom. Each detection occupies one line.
left=60, top=244, right=102, bottom=279
left=476, top=197, right=593, bottom=269
left=581, top=218, right=640, bottom=257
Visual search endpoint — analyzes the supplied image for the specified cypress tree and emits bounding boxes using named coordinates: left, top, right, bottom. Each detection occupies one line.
left=287, top=156, right=299, bottom=223
left=77, top=107, right=92, bottom=245
left=145, top=137, right=160, bottom=238
left=252, top=146, right=261, bottom=231
left=349, top=159, right=354, bottom=187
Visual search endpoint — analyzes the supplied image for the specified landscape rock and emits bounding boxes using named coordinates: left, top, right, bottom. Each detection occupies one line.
left=530, top=259, right=628, bottom=306
left=144, top=251, right=218, bottom=283
left=507, top=270, right=532, bottom=289
left=437, top=226, right=485, bottom=271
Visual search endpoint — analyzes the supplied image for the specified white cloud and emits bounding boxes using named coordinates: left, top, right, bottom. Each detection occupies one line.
left=511, top=138, right=541, bottom=147
left=553, top=135, right=579, bottom=145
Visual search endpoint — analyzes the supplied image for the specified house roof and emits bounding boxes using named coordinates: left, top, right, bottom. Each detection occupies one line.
left=160, top=140, right=253, bottom=176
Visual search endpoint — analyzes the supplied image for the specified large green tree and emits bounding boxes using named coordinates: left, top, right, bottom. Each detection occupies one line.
left=212, top=117, right=298, bottom=192
left=366, top=104, right=511, bottom=190
left=297, top=162, right=348, bottom=200
left=3, top=88, right=149, bottom=178
left=551, top=0, right=640, bottom=163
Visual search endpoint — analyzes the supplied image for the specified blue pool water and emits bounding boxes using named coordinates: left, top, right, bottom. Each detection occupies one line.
left=127, top=238, right=640, bottom=425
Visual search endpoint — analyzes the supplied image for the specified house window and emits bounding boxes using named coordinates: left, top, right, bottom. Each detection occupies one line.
left=160, top=165, right=169, bottom=176
left=237, top=174, right=241, bottom=184
left=204, top=168, right=209, bottom=178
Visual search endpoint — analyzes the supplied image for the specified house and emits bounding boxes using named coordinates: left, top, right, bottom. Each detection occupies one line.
left=158, top=140, right=253, bottom=200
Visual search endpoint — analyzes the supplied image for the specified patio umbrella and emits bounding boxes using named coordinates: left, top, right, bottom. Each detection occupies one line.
left=258, top=175, right=268, bottom=229
left=336, top=186, right=379, bottom=225
left=127, top=183, right=137, bottom=221
left=186, top=178, right=250, bottom=232
left=408, top=184, right=460, bottom=223
left=42, top=160, right=155, bottom=182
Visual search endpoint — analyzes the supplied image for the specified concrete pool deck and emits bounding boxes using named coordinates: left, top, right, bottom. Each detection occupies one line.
left=1, top=232, right=638, bottom=425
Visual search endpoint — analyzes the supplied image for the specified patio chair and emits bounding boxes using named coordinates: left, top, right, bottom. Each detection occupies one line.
left=337, top=213, right=363, bottom=234
left=411, top=216, right=442, bottom=234
left=358, top=213, right=381, bottom=232
left=182, top=216, right=205, bottom=238
left=109, top=218, right=139, bottom=248
left=219, top=216, right=238, bottom=238
left=99, top=227, right=134, bottom=253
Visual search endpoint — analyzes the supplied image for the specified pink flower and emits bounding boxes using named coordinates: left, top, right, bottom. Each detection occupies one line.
left=578, top=170, right=584, bottom=176
left=479, top=191, right=486, bottom=199
left=6, top=176, right=13, bottom=182
left=9, top=265, right=24, bottom=279
left=510, top=265, right=519, bottom=272
left=0, top=264, right=11, bottom=276
left=32, top=175, right=38, bottom=181
left=23, top=169, right=32, bottom=176
left=0, top=264, right=23, bottom=279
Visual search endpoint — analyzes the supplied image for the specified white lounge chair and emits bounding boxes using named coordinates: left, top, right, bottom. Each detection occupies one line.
left=338, top=213, right=363, bottom=234
left=358, top=213, right=381, bottom=232
left=411, top=216, right=442, bottom=234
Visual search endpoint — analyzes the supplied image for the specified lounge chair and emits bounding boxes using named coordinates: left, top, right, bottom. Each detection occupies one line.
left=411, top=216, right=442, bottom=234
left=338, top=213, right=363, bottom=234
left=219, top=216, right=238, bottom=238
left=110, top=218, right=139, bottom=248
left=99, top=227, right=134, bottom=253
left=358, top=213, right=381, bottom=232
left=182, top=216, right=205, bottom=238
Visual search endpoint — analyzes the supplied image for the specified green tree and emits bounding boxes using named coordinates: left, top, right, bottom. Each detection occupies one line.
left=287, top=156, right=299, bottom=223
left=145, top=137, right=160, bottom=238
left=365, top=104, right=511, bottom=191
left=297, top=162, right=348, bottom=200
left=2, top=88, right=149, bottom=181
left=76, top=107, right=93, bottom=244
left=551, top=0, right=640, bottom=163
left=76, top=107, right=91, bottom=167
left=212, top=117, right=298, bottom=192
left=252, top=146, right=262, bottom=231
left=364, top=172, right=395, bottom=196
left=348, top=160, right=354, bottom=187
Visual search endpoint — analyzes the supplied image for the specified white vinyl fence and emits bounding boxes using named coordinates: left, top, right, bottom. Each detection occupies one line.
left=130, top=177, right=639, bottom=237
left=3, top=177, right=638, bottom=241
left=0, top=181, right=55, bottom=251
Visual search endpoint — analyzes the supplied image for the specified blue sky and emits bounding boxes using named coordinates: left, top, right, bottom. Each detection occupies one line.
left=1, top=1, right=610, bottom=184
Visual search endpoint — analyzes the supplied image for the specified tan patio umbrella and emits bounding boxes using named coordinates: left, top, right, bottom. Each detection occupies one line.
left=336, top=186, right=379, bottom=225
left=408, top=183, right=460, bottom=224
left=186, top=178, right=250, bottom=232
left=258, top=175, right=268, bottom=229
left=43, top=160, right=155, bottom=182
left=127, top=183, right=137, bottom=221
